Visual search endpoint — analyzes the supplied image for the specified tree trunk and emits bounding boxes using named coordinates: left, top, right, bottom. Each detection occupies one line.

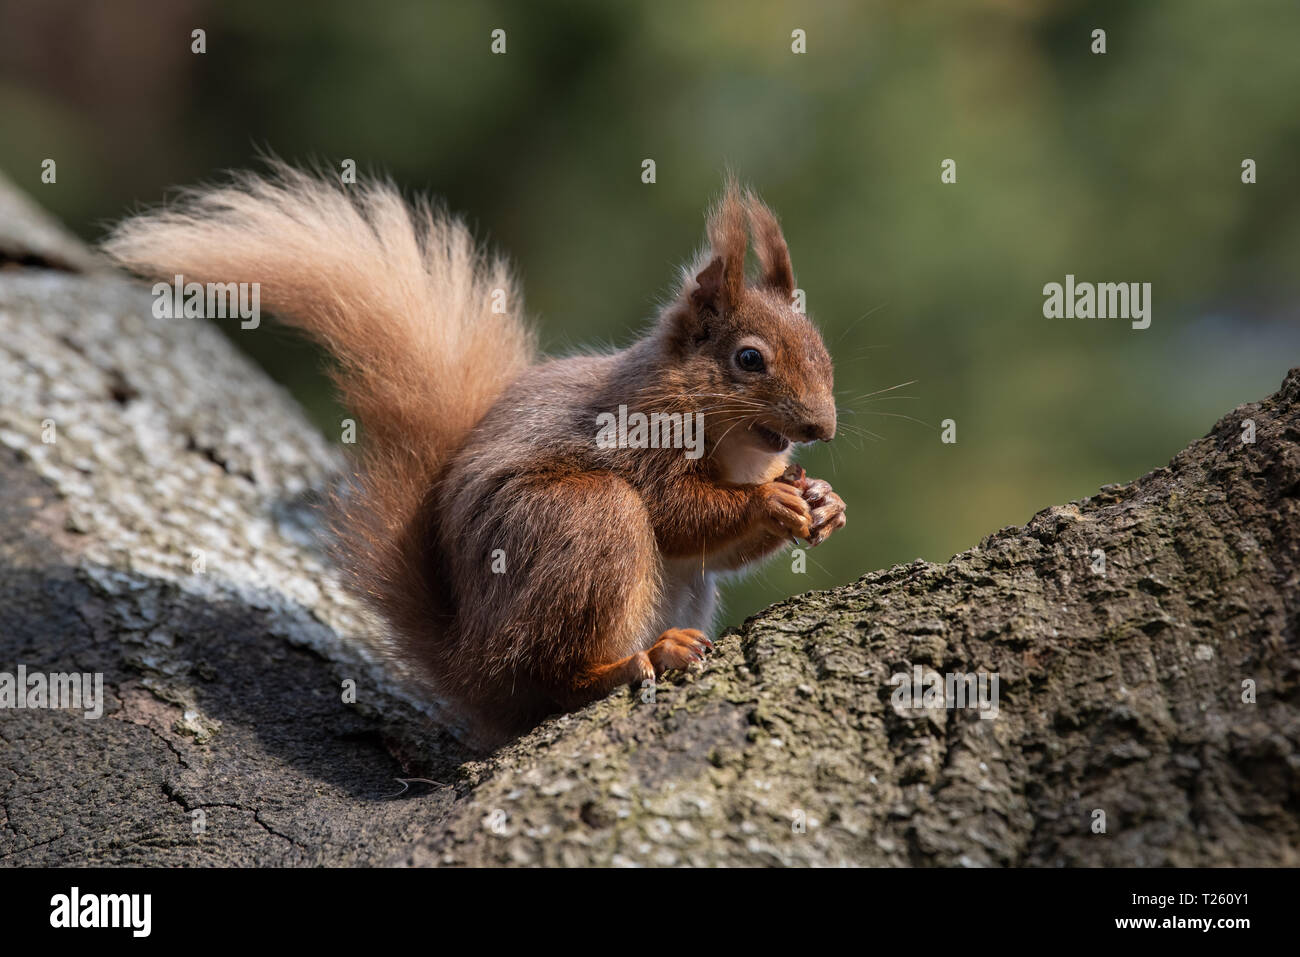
left=1, top=174, right=1296, bottom=866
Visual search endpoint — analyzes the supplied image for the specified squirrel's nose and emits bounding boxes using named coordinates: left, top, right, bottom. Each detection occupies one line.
left=796, top=414, right=836, bottom=443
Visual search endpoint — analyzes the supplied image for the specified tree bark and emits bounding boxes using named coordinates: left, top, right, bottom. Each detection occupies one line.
left=1, top=174, right=1296, bottom=866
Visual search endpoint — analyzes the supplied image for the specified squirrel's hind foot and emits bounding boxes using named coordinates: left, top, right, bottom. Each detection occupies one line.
left=647, top=628, right=714, bottom=675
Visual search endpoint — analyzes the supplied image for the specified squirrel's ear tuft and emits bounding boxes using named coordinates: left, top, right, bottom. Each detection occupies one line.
left=705, top=177, right=748, bottom=308
left=745, top=191, right=795, bottom=298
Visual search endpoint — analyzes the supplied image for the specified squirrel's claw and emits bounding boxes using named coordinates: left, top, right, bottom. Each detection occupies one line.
left=802, top=477, right=846, bottom=546
left=647, top=628, right=713, bottom=675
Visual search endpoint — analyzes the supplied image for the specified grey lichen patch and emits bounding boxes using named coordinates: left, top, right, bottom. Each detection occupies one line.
left=174, top=709, right=222, bottom=744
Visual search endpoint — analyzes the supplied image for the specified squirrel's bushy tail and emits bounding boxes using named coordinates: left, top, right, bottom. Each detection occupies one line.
left=104, top=163, right=535, bottom=675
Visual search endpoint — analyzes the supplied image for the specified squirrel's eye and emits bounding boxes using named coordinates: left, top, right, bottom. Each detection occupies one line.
left=735, top=348, right=766, bottom=373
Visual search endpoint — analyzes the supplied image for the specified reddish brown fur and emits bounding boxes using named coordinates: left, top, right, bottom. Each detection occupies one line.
left=104, top=170, right=847, bottom=748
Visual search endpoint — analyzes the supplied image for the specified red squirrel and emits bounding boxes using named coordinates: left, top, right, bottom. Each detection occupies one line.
left=104, top=165, right=846, bottom=745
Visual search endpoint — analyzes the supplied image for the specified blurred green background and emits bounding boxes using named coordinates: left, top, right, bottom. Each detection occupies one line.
left=3, top=0, right=1298, bottom=626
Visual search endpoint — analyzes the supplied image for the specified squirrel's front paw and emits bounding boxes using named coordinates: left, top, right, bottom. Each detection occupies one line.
left=801, top=476, right=846, bottom=546
left=756, top=481, right=813, bottom=540
left=647, top=628, right=713, bottom=674
left=775, top=465, right=845, bottom=546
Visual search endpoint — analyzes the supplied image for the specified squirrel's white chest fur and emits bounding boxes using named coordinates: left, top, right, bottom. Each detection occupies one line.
left=652, top=558, right=719, bottom=641
left=712, top=434, right=791, bottom=486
